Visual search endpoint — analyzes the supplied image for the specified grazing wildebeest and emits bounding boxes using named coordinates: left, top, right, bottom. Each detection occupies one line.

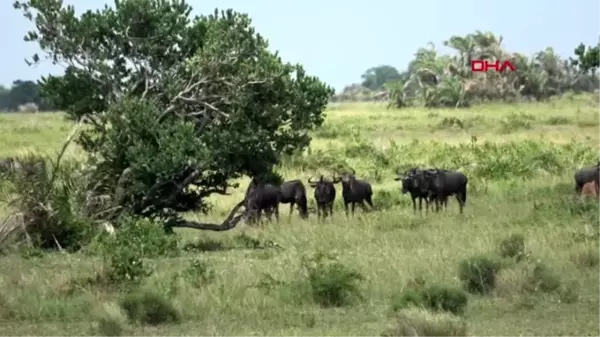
left=244, top=177, right=281, bottom=225
left=423, top=168, right=468, bottom=214
left=308, top=174, right=341, bottom=220
left=395, top=168, right=436, bottom=214
left=581, top=180, right=599, bottom=199
left=574, top=162, right=600, bottom=195
left=279, top=179, right=309, bottom=219
left=339, top=168, right=374, bottom=216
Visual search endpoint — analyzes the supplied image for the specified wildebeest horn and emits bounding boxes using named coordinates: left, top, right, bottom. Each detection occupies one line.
left=349, top=168, right=356, bottom=176
left=307, top=176, right=318, bottom=184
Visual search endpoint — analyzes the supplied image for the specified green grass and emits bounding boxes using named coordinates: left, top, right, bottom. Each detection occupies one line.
left=0, top=93, right=599, bottom=336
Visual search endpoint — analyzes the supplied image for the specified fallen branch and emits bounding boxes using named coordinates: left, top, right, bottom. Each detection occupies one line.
left=169, top=199, right=247, bottom=231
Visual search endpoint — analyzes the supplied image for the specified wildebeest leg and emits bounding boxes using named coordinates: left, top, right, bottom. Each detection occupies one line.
left=411, top=196, right=417, bottom=214
left=456, top=194, right=465, bottom=214
left=274, top=204, right=280, bottom=222
left=344, top=201, right=350, bottom=216
left=328, top=203, right=334, bottom=218
left=359, top=200, right=369, bottom=213
left=365, top=195, right=374, bottom=210
left=351, top=202, right=356, bottom=216
left=316, top=205, right=322, bottom=221
left=289, top=202, right=295, bottom=219
left=418, top=197, right=422, bottom=214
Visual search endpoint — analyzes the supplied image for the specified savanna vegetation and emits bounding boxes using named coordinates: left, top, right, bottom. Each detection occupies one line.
left=0, top=0, right=598, bottom=335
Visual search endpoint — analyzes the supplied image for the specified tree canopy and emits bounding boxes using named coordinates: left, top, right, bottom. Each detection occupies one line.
left=14, top=0, right=333, bottom=231
left=335, top=32, right=599, bottom=107
left=0, top=80, right=55, bottom=112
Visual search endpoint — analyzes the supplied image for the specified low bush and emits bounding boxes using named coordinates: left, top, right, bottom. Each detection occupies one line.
left=458, top=254, right=500, bottom=295
left=391, top=284, right=469, bottom=316
left=303, top=253, right=364, bottom=307
left=119, top=290, right=180, bottom=326
left=498, top=233, right=526, bottom=261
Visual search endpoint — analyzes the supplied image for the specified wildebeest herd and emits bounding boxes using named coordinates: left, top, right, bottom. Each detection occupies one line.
left=1, top=156, right=598, bottom=225
left=244, top=162, right=600, bottom=224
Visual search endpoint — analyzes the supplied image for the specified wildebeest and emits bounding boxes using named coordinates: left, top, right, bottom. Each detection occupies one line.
left=581, top=180, right=599, bottom=199
left=339, top=168, right=374, bottom=216
left=244, top=177, right=308, bottom=224
left=308, top=174, right=341, bottom=220
left=422, top=168, right=468, bottom=214
left=574, top=162, right=600, bottom=195
left=244, top=177, right=281, bottom=225
left=395, top=168, right=436, bottom=214
left=279, top=179, right=309, bottom=219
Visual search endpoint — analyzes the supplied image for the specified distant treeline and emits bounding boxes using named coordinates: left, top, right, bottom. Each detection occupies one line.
left=0, top=80, right=56, bottom=112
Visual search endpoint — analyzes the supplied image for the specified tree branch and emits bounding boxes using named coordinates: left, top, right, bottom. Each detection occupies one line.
left=169, top=199, right=247, bottom=231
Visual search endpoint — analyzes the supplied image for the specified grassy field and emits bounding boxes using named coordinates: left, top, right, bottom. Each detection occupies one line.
left=0, top=93, right=599, bottom=336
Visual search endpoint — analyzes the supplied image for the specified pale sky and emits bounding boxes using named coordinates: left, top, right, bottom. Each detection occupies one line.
left=1, top=0, right=599, bottom=91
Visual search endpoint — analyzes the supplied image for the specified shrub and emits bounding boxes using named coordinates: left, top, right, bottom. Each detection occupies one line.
left=498, top=233, right=526, bottom=261
left=523, top=261, right=561, bottom=293
left=391, top=284, right=469, bottom=316
left=382, top=308, right=468, bottom=337
left=119, top=290, right=180, bottom=325
left=0, top=151, right=93, bottom=252
left=303, top=253, right=364, bottom=307
left=458, top=255, right=500, bottom=294
left=100, top=217, right=179, bottom=285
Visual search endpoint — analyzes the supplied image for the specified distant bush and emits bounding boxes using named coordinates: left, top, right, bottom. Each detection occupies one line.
left=303, top=253, right=364, bottom=307
left=458, top=255, right=500, bottom=295
left=391, top=284, right=469, bottom=316
left=119, top=290, right=179, bottom=325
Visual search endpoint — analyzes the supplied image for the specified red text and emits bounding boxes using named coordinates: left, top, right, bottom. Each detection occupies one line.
left=471, top=60, right=515, bottom=73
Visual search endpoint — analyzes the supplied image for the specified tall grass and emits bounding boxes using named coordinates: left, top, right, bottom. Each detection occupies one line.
left=0, top=94, right=598, bottom=336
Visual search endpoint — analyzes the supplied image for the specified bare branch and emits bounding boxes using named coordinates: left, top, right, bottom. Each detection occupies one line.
left=169, top=199, right=247, bottom=231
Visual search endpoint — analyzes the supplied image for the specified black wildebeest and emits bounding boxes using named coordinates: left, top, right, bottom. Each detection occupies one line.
left=339, top=168, right=374, bottom=216
left=279, top=179, right=309, bottom=219
left=244, top=177, right=309, bottom=225
left=422, top=168, right=468, bottom=214
left=395, top=168, right=436, bottom=214
left=245, top=177, right=281, bottom=225
left=308, top=174, right=341, bottom=220
left=574, top=162, right=600, bottom=195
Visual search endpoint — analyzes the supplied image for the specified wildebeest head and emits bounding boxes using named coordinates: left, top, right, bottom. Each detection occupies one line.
left=340, top=168, right=356, bottom=184
left=307, top=173, right=341, bottom=188
left=396, top=168, right=428, bottom=194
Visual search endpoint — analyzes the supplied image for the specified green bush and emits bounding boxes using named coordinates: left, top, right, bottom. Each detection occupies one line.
left=523, top=261, right=561, bottom=293
left=0, top=154, right=94, bottom=252
left=498, top=233, right=526, bottom=261
left=303, top=253, right=364, bottom=307
left=391, top=284, right=469, bottom=316
left=458, top=255, right=500, bottom=295
left=119, top=290, right=179, bottom=326
left=100, top=217, right=181, bottom=285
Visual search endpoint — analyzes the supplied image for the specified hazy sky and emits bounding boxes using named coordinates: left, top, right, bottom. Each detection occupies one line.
left=2, top=0, right=598, bottom=91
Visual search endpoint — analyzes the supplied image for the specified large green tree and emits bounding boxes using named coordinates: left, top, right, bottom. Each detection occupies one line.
left=14, top=0, right=333, bottom=231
